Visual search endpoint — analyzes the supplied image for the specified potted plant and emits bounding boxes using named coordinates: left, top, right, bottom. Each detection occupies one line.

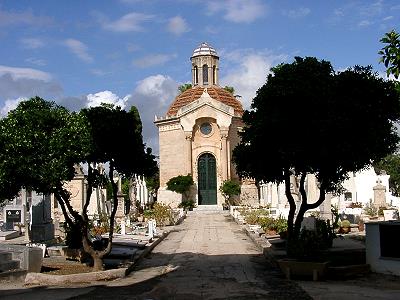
left=219, top=180, right=241, bottom=209
left=363, top=200, right=378, bottom=219
left=339, top=219, right=351, bottom=234
left=178, top=199, right=196, bottom=211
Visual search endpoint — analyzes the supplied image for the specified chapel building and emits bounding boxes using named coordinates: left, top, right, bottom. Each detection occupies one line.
left=155, top=42, right=247, bottom=208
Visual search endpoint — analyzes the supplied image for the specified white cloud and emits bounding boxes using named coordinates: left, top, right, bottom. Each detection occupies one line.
left=25, top=58, right=47, bottom=66
left=20, top=38, right=45, bottom=49
left=283, top=7, right=311, bottom=19
left=127, top=43, right=140, bottom=52
left=383, top=16, right=393, bottom=21
left=0, top=97, right=27, bottom=117
left=64, top=39, right=93, bottom=63
left=90, top=69, right=109, bottom=76
left=129, top=74, right=179, bottom=153
left=358, top=20, right=372, bottom=27
left=0, top=8, right=53, bottom=27
left=220, top=49, right=287, bottom=108
left=103, top=12, right=154, bottom=32
left=207, top=0, right=266, bottom=23
left=133, top=54, right=176, bottom=68
left=167, top=16, right=190, bottom=36
left=0, top=65, right=52, bottom=81
left=86, top=91, right=130, bottom=109
left=0, top=65, right=62, bottom=105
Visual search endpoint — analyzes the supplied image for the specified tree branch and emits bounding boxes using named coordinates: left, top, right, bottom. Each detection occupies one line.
left=306, top=179, right=326, bottom=210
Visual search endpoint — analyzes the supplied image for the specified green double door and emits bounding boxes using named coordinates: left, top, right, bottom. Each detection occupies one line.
left=198, top=153, right=217, bottom=205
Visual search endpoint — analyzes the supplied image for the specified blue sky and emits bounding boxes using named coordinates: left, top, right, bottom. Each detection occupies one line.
left=0, top=0, right=399, bottom=154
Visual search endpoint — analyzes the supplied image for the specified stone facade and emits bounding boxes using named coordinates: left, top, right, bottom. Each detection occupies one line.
left=155, top=43, right=245, bottom=208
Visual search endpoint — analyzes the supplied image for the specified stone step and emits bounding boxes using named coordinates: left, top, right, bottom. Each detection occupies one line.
left=0, top=260, right=20, bottom=272
left=193, top=205, right=222, bottom=211
left=0, top=251, right=12, bottom=262
left=0, top=231, right=20, bottom=241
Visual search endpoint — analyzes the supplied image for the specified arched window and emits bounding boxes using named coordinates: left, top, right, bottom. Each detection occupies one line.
left=212, top=65, right=216, bottom=85
left=203, top=64, right=208, bottom=85
left=194, top=66, right=198, bottom=85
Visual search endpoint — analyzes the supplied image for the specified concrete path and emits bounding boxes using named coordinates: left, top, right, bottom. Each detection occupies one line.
left=1, top=211, right=310, bottom=299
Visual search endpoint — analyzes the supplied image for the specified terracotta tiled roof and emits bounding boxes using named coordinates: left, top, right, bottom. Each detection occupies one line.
left=166, top=86, right=244, bottom=117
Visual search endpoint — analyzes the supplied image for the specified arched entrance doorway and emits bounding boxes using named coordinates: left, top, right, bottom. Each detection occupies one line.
left=198, top=153, right=217, bottom=205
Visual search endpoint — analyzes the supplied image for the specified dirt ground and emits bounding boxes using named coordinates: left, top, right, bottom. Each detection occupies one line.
left=40, top=256, right=94, bottom=275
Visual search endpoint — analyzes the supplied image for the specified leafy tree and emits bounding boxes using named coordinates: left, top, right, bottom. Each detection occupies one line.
left=0, top=97, right=90, bottom=205
left=224, top=86, right=235, bottom=94
left=379, top=30, right=400, bottom=79
left=81, top=104, right=157, bottom=270
left=374, top=154, right=400, bottom=196
left=0, top=98, right=157, bottom=270
left=233, top=57, right=400, bottom=248
left=145, top=171, right=160, bottom=196
left=178, top=83, right=192, bottom=94
left=166, top=174, right=194, bottom=201
left=219, top=180, right=241, bottom=205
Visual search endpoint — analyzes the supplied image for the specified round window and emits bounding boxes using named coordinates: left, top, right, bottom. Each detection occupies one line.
left=200, top=122, right=212, bottom=135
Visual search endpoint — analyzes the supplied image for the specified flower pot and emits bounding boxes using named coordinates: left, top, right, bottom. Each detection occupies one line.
left=339, top=226, right=351, bottom=234
left=277, top=259, right=329, bottom=281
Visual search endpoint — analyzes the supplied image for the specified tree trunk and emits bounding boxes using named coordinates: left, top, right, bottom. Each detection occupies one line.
left=284, top=169, right=297, bottom=241
left=93, top=256, right=104, bottom=271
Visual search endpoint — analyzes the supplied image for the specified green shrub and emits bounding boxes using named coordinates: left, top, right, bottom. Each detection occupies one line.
left=258, top=216, right=275, bottom=230
left=273, top=217, right=288, bottom=233
left=178, top=199, right=196, bottom=210
left=364, top=200, right=378, bottom=217
left=378, top=206, right=387, bottom=216
left=340, top=219, right=351, bottom=228
left=243, top=209, right=270, bottom=225
left=166, top=175, right=194, bottom=201
left=287, top=218, right=334, bottom=259
left=219, top=180, right=241, bottom=205
left=152, top=203, right=174, bottom=226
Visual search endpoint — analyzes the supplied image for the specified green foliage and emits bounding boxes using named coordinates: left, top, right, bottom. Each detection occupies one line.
left=258, top=216, right=275, bottom=231
left=223, top=86, right=235, bottom=94
left=242, top=209, right=270, bottom=225
left=178, top=199, right=196, bottom=210
left=145, top=172, right=160, bottom=194
left=374, top=154, right=400, bottom=196
left=340, top=219, right=351, bottom=228
left=331, top=205, right=340, bottom=229
left=364, top=200, right=378, bottom=217
left=219, top=180, right=241, bottom=205
left=166, top=175, right=194, bottom=200
left=0, top=97, right=90, bottom=201
left=378, top=206, right=387, bottom=216
left=287, top=219, right=334, bottom=259
left=379, top=30, right=400, bottom=79
left=82, top=104, right=157, bottom=179
left=272, top=216, right=288, bottom=233
left=144, top=203, right=175, bottom=226
left=178, top=83, right=192, bottom=94
left=233, top=56, right=400, bottom=242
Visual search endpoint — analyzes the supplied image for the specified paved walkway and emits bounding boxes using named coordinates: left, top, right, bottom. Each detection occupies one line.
left=1, top=211, right=311, bottom=299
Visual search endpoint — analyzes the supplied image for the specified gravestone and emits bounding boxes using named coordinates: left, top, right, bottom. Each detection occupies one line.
left=373, top=179, right=386, bottom=208
left=30, top=192, right=54, bottom=242
left=301, top=217, right=316, bottom=231
left=2, top=190, right=27, bottom=232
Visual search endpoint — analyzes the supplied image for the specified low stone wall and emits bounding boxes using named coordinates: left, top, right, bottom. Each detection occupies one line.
left=0, top=244, right=43, bottom=272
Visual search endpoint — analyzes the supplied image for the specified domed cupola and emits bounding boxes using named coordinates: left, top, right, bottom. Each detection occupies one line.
left=191, top=42, right=219, bottom=87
